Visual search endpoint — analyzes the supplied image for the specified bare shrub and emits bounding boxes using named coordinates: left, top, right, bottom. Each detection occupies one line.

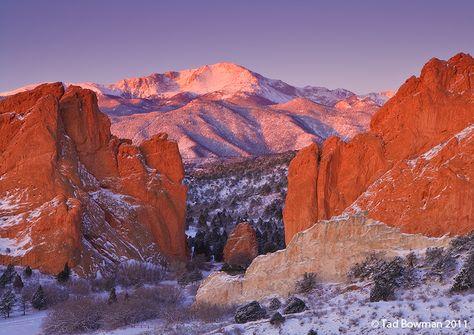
left=90, top=275, right=116, bottom=292
left=42, top=296, right=105, bottom=334
left=102, top=286, right=182, bottom=329
left=135, top=285, right=182, bottom=305
left=44, top=284, right=184, bottom=333
left=186, top=282, right=201, bottom=297
left=295, top=272, right=319, bottom=294
left=187, top=254, right=210, bottom=271
left=115, top=261, right=166, bottom=288
left=101, top=297, right=159, bottom=329
left=177, top=269, right=203, bottom=286
left=190, top=303, right=237, bottom=323
left=67, top=278, right=91, bottom=296
left=348, top=253, right=386, bottom=281
left=161, top=304, right=191, bottom=325
left=43, top=283, right=69, bottom=306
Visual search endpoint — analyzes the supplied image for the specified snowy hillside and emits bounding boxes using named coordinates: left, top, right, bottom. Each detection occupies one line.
left=184, top=152, right=294, bottom=260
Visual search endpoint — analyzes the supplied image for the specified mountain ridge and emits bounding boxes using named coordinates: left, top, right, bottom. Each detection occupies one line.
left=0, top=63, right=394, bottom=161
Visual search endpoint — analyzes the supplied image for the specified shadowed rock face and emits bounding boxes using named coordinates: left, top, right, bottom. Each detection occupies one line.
left=284, top=53, right=474, bottom=243
left=195, top=214, right=450, bottom=306
left=0, top=83, right=187, bottom=275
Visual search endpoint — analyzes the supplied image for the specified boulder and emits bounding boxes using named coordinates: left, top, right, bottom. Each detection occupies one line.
left=268, top=297, right=282, bottom=310
left=234, top=301, right=266, bottom=324
left=269, top=312, right=285, bottom=325
left=223, top=223, right=258, bottom=267
left=283, top=296, right=306, bottom=314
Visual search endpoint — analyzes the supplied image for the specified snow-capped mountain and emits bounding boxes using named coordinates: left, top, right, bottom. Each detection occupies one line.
left=0, top=63, right=394, bottom=161
left=68, top=62, right=359, bottom=105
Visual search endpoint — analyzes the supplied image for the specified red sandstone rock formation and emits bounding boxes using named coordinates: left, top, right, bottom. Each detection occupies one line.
left=284, top=53, right=474, bottom=243
left=282, top=144, right=319, bottom=243
left=0, top=83, right=187, bottom=275
left=223, top=223, right=258, bottom=267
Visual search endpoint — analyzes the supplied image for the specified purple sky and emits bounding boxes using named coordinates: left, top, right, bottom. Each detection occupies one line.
left=1, top=0, right=473, bottom=94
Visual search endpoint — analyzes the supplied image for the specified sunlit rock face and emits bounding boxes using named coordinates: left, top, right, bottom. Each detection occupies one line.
left=284, top=53, right=474, bottom=243
left=223, top=223, right=258, bottom=266
left=0, top=83, right=187, bottom=275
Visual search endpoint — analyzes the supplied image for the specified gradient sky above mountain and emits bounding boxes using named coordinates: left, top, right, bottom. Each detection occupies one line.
left=1, top=0, right=473, bottom=93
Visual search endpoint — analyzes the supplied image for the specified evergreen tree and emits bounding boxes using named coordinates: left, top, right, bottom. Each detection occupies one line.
left=13, top=274, right=24, bottom=291
left=20, top=295, right=28, bottom=316
left=24, top=266, right=33, bottom=278
left=0, top=290, right=16, bottom=318
left=31, top=285, right=47, bottom=310
left=198, top=211, right=208, bottom=229
left=0, top=264, right=16, bottom=288
left=108, top=287, right=117, bottom=304
left=56, top=262, right=71, bottom=283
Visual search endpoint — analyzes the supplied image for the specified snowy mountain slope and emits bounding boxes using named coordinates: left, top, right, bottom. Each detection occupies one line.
left=0, top=63, right=392, bottom=160
left=109, top=96, right=375, bottom=160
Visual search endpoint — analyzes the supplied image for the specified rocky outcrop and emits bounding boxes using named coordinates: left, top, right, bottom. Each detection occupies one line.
left=348, top=123, right=474, bottom=236
left=283, top=144, right=319, bottom=243
left=195, top=214, right=450, bottom=306
left=223, top=223, right=258, bottom=266
left=0, top=83, right=187, bottom=275
left=284, top=53, right=474, bottom=243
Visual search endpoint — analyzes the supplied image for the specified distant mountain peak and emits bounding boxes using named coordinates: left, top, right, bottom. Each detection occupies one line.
left=0, top=63, right=394, bottom=161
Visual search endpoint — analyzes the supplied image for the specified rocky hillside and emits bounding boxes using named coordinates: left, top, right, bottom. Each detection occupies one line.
left=284, top=53, right=474, bottom=243
left=0, top=83, right=187, bottom=275
left=184, top=152, right=294, bottom=261
left=1, top=63, right=393, bottom=161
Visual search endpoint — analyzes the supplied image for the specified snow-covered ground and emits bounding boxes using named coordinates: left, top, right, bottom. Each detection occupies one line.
left=209, top=283, right=474, bottom=335
left=2, top=242, right=474, bottom=335
left=0, top=311, right=47, bottom=335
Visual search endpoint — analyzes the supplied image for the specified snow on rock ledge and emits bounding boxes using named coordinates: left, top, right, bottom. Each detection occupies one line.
left=195, top=214, right=450, bottom=306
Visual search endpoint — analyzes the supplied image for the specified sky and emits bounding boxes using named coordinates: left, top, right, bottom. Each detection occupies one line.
left=1, top=0, right=473, bottom=94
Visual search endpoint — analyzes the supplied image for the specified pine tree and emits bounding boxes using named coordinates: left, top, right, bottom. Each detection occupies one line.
left=0, top=290, right=16, bottom=318
left=108, top=287, right=117, bottom=304
left=13, top=274, right=24, bottom=291
left=24, top=266, right=33, bottom=278
left=31, top=285, right=47, bottom=310
left=0, top=264, right=16, bottom=288
left=20, top=295, right=28, bottom=316
left=56, top=262, right=70, bottom=283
